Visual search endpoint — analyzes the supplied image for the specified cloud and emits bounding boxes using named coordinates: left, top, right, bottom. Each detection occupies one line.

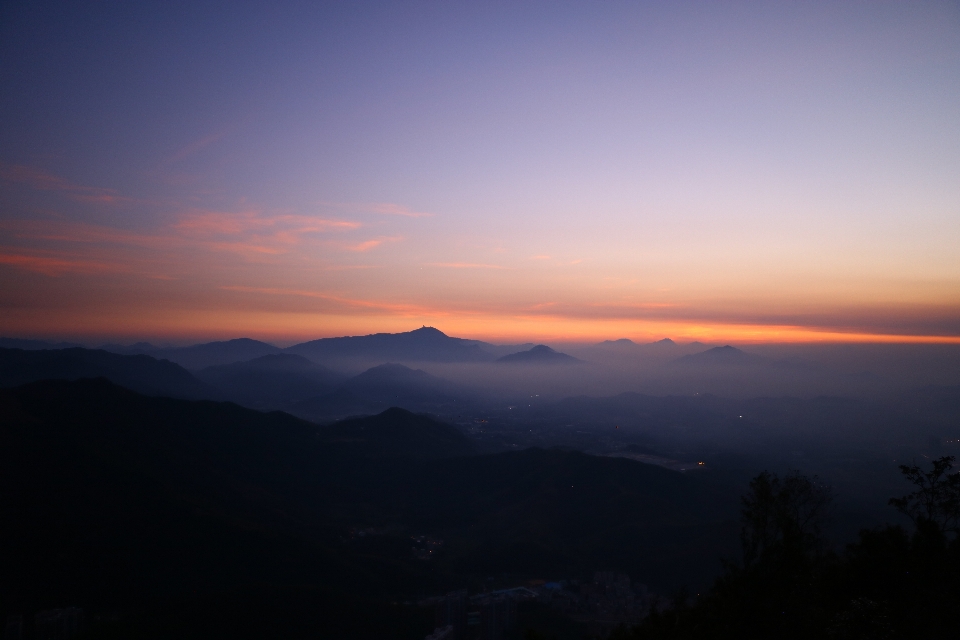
left=345, top=236, right=402, bottom=252
left=175, top=209, right=360, bottom=237
left=425, top=262, right=509, bottom=269
left=0, top=164, right=130, bottom=205
left=165, top=130, right=229, bottom=165
left=0, top=251, right=121, bottom=276
left=220, top=285, right=427, bottom=314
left=321, top=201, right=433, bottom=218
left=367, top=203, right=433, bottom=217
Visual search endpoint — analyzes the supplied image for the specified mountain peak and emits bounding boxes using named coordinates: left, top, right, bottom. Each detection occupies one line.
left=409, top=326, right=447, bottom=337
left=674, top=345, right=764, bottom=366
left=497, top=344, right=580, bottom=364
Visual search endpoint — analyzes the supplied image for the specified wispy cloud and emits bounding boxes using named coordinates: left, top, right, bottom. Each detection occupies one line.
left=321, top=201, right=433, bottom=218
left=0, top=250, right=123, bottom=276
left=165, top=130, right=229, bottom=165
left=367, top=203, right=432, bottom=218
left=346, top=236, right=402, bottom=252
left=220, top=285, right=427, bottom=314
left=425, top=262, right=509, bottom=269
left=175, top=209, right=360, bottom=238
left=0, top=164, right=130, bottom=205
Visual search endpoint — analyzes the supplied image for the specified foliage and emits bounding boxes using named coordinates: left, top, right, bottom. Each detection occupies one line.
left=740, top=470, right=832, bottom=567
left=625, top=459, right=960, bottom=639
left=888, top=455, right=960, bottom=536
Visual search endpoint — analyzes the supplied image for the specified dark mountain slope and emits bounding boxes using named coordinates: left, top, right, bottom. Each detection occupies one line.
left=196, top=353, right=345, bottom=410
left=0, top=379, right=439, bottom=637
left=287, top=326, right=493, bottom=363
left=497, top=344, right=581, bottom=364
left=336, top=446, right=739, bottom=588
left=0, top=347, right=219, bottom=399
left=318, top=407, right=476, bottom=460
left=0, top=379, right=742, bottom=636
left=342, top=363, right=463, bottom=403
left=289, top=363, right=469, bottom=421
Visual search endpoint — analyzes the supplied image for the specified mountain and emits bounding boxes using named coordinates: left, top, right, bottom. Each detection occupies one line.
left=195, top=353, right=345, bottom=411
left=0, top=378, right=434, bottom=638
left=98, top=340, right=161, bottom=355
left=107, top=338, right=283, bottom=369
left=317, top=407, right=476, bottom=459
left=648, top=338, right=676, bottom=346
left=286, top=326, right=493, bottom=363
left=0, top=379, right=741, bottom=637
left=0, top=347, right=219, bottom=399
left=598, top=338, right=637, bottom=347
left=342, top=363, right=461, bottom=402
left=288, top=363, right=467, bottom=422
left=497, top=344, right=581, bottom=364
left=673, top=345, right=764, bottom=366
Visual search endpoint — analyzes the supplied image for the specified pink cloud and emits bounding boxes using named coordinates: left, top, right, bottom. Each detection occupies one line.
left=165, top=130, right=229, bottom=165
left=425, top=262, right=509, bottom=269
left=220, top=285, right=427, bottom=314
left=367, top=203, right=433, bottom=218
left=321, top=201, right=433, bottom=218
left=345, top=235, right=402, bottom=252
left=175, top=209, right=360, bottom=239
left=0, top=164, right=130, bottom=205
left=0, top=251, right=122, bottom=276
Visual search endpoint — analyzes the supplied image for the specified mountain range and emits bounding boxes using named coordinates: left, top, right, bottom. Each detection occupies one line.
left=1, top=378, right=740, bottom=638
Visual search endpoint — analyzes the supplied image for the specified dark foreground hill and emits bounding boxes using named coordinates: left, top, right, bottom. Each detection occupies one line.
left=0, top=379, right=740, bottom=638
left=0, top=347, right=219, bottom=399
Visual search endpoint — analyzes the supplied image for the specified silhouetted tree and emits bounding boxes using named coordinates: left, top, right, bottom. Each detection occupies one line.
left=629, top=460, right=960, bottom=639
left=741, top=470, right=833, bottom=566
left=888, top=455, right=960, bottom=537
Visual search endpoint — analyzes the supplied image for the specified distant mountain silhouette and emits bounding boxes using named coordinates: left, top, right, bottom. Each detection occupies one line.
left=598, top=338, right=637, bottom=347
left=289, top=363, right=466, bottom=421
left=98, top=340, right=161, bottom=354
left=674, top=345, right=764, bottom=366
left=317, top=407, right=476, bottom=459
left=0, top=347, right=219, bottom=399
left=649, top=338, right=676, bottom=346
left=102, top=338, right=282, bottom=369
left=0, top=337, right=83, bottom=350
left=344, top=363, right=459, bottom=399
left=196, top=353, right=346, bottom=410
left=286, top=326, right=494, bottom=363
left=497, top=344, right=581, bottom=364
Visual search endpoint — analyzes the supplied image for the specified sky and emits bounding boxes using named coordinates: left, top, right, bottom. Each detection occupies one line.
left=1, top=1, right=958, bottom=344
